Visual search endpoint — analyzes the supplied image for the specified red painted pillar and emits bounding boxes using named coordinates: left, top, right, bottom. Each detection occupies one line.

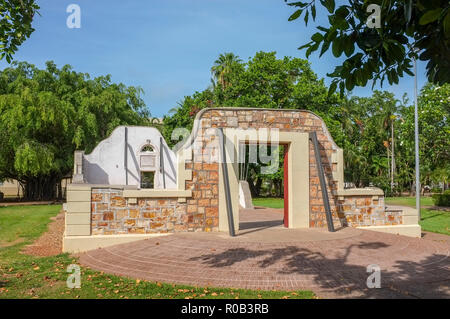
left=283, top=144, right=289, bottom=228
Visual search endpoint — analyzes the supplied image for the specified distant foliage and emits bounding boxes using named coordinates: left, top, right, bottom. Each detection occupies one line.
left=432, top=190, right=450, bottom=207
left=286, top=0, right=450, bottom=95
left=163, top=51, right=341, bottom=143
left=164, top=51, right=450, bottom=196
left=0, top=61, right=150, bottom=200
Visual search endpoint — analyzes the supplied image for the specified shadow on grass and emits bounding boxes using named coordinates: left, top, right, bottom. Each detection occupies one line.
left=421, top=212, right=446, bottom=221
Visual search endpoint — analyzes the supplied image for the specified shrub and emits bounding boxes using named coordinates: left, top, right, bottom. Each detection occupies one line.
left=431, top=187, right=443, bottom=194
left=432, top=190, right=450, bottom=207
left=371, top=176, right=392, bottom=196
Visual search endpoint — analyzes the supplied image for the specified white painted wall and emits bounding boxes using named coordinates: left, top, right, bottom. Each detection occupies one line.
left=82, top=126, right=177, bottom=189
left=239, top=181, right=254, bottom=209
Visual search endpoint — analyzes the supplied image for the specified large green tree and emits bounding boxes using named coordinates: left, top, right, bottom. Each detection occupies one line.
left=286, top=0, right=450, bottom=94
left=211, top=52, right=242, bottom=89
left=164, top=51, right=344, bottom=196
left=0, top=61, right=150, bottom=200
left=217, top=51, right=337, bottom=110
left=164, top=51, right=449, bottom=196
left=338, top=85, right=449, bottom=195
left=340, top=91, right=402, bottom=193
left=396, top=83, right=450, bottom=192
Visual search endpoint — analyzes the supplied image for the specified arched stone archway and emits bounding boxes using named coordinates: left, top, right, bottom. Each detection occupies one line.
left=177, top=108, right=343, bottom=232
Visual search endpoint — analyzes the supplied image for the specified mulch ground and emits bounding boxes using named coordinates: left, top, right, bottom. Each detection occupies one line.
left=21, top=210, right=65, bottom=257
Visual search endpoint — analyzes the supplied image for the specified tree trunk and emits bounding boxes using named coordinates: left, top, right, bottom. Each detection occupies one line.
left=247, top=175, right=257, bottom=197
left=23, top=175, right=58, bottom=201
left=57, top=181, right=63, bottom=200
left=255, top=177, right=262, bottom=197
left=276, top=180, right=281, bottom=197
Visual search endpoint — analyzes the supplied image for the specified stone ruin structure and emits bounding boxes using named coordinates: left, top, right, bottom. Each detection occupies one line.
left=63, top=108, right=421, bottom=252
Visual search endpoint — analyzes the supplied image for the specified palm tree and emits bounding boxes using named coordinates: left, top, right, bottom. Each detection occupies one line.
left=211, top=53, right=242, bottom=89
left=371, top=155, right=389, bottom=177
left=375, top=93, right=400, bottom=192
left=207, top=77, right=216, bottom=92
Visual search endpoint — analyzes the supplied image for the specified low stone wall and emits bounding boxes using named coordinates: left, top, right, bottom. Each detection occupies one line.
left=338, top=195, right=402, bottom=227
left=91, top=188, right=193, bottom=235
left=185, top=162, right=220, bottom=231
left=90, top=187, right=219, bottom=235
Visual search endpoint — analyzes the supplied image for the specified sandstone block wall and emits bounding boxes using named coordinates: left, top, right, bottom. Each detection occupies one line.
left=188, top=108, right=341, bottom=228
left=184, top=162, right=220, bottom=232
left=85, top=108, right=395, bottom=235
left=91, top=188, right=189, bottom=235
left=338, top=195, right=401, bottom=227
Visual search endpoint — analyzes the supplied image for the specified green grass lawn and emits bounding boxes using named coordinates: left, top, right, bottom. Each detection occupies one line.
left=0, top=204, right=314, bottom=299
left=252, top=197, right=284, bottom=209
left=385, top=196, right=434, bottom=207
left=386, top=197, right=449, bottom=236
left=253, top=196, right=449, bottom=236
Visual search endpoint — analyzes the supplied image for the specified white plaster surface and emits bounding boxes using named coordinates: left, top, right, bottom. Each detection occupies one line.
left=82, top=126, right=177, bottom=189
left=239, top=180, right=254, bottom=209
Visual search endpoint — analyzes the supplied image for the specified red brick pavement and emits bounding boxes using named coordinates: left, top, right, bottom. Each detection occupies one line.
left=80, top=209, right=450, bottom=298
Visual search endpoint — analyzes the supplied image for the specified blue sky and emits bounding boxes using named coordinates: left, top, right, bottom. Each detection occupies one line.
left=0, top=0, right=427, bottom=117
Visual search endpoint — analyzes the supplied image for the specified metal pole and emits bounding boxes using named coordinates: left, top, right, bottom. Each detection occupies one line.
left=391, top=120, right=394, bottom=192
left=219, top=128, right=236, bottom=236
left=124, top=127, right=128, bottom=185
left=414, top=55, right=421, bottom=220
left=160, top=137, right=166, bottom=189
left=310, top=132, right=335, bottom=232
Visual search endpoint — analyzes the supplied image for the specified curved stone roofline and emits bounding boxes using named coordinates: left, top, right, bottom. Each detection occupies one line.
left=82, top=125, right=166, bottom=156
left=77, top=108, right=340, bottom=157
left=174, top=107, right=341, bottom=153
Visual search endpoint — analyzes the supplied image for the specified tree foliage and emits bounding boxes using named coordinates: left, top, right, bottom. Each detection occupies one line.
left=286, top=0, right=450, bottom=95
left=0, top=0, right=39, bottom=62
left=340, top=84, right=449, bottom=195
left=340, top=91, right=403, bottom=192
left=211, top=52, right=242, bottom=89
left=164, top=51, right=449, bottom=196
left=164, top=51, right=345, bottom=196
left=163, top=51, right=340, bottom=141
left=0, top=61, right=150, bottom=200
left=397, top=82, right=450, bottom=190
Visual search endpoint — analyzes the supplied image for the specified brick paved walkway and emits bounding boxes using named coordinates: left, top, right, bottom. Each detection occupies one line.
left=80, top=208, right=450, bottom=298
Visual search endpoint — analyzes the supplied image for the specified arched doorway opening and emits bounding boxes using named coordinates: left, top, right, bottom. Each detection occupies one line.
left=218, top=128, right=310, bottom=234
left=238, top=142, right=289, bottom=233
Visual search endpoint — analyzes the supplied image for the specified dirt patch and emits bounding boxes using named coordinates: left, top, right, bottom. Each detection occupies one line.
left=421, top=231, right=450, bottom=243
left=429, top=206, right=450, bottom=212
left=22, top=210, right=65, bottom=257
left=0, top=238, right=25, bottom=248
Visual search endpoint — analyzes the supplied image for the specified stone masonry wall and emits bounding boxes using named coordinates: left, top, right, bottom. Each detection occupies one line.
left=89, top=109, right=391, bottom=234
left=91, top=188, right=189, bottom=235
left=185, top=162, right=220, bottom=232
left=187, top=109, right=341, bottom=229
left=338, top=195, right=401, bottom=227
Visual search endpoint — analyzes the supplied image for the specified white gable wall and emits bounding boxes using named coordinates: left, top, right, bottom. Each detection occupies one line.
left=82, top=126, right=177, bottom=189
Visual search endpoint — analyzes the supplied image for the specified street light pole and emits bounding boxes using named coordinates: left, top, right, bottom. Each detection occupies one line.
left=414, top=55, right=421, bottom=220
